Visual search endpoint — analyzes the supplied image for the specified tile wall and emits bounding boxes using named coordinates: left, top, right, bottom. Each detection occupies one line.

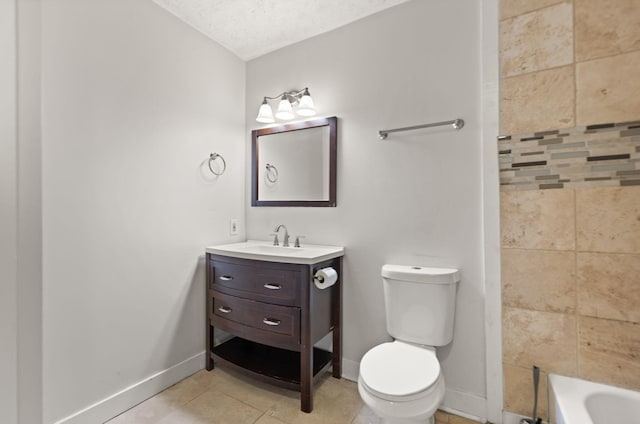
left=499, top=0, right=640, bottom=419
left=499, top=122, right=640, bottom=190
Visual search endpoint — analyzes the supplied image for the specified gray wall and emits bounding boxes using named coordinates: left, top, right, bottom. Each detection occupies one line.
left=17, top=0, right=43, bottom=422
left=1, top=0, right=43, bottom=422
left=0, top=0, right=19, bottom=420
left=41, top=1, right=245, bottom=422
left=246, top=0, right=490, bottom=415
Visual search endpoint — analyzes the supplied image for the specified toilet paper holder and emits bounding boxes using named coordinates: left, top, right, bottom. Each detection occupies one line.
left=313, top=267, right=338, bottom=289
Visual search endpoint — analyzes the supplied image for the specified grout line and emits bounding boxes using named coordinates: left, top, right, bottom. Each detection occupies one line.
left=502, top=247, right=576, bottom=253
left=572, top=0, right=578, bottom=128
left=498, top=0, right=567, bottom=23
left=575, top=47, right=640, bottom=66
left=501, top=63, right=573, bottom=82
left=573, top=188, right=580, bottom=378
left=576, top=314, right=581, bottom=377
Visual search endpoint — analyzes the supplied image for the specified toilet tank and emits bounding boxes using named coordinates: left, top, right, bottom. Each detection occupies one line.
left=382, top=264, right=460, bottom=346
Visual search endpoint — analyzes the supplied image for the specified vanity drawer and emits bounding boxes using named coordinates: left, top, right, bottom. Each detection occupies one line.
left=212, top=292, right=300, bottom=343
left=211, top=260, right=301, bottom=306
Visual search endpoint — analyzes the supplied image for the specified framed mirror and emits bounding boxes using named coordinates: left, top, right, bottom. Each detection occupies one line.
left=251, top=116, right=337, bottom=207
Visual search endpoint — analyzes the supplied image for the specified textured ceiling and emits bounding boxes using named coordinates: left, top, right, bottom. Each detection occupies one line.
left=151, top=0, right=411, bottom=60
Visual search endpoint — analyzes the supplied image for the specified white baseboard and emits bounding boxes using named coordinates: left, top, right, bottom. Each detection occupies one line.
left=503, top=410, right=547, bottom=424
left=503, top=411, right=522, bottom=424
left=53, top=351, right=205, bottom=424
left=442, top=388, right=487, bottom=422
left=341, top=357, right=360, bottom=382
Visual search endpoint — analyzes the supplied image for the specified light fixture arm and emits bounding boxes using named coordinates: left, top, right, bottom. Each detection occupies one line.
left=262, top=88, right=309, bottom=105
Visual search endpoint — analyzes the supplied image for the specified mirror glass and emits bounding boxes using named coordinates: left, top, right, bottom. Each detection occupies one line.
left=251, top=116, right=337, bottom=207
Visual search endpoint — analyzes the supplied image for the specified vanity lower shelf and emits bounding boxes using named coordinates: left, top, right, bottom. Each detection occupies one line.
left=212, top=337, right=333, bottom=391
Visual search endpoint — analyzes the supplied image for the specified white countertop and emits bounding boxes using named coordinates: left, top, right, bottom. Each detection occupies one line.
left=206, top=240, right=344, bottom=264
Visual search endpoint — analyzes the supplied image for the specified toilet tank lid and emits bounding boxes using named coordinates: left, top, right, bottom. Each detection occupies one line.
left=381, top=264, right=460, bottom=284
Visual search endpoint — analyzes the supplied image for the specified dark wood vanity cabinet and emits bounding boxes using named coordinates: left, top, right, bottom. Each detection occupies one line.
left=205, top=254, right=343, bottom=413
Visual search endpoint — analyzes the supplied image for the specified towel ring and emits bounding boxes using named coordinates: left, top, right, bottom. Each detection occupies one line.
left=208, top=153, right=226, bottom=176
left=265, top=163, right=278, bottom=183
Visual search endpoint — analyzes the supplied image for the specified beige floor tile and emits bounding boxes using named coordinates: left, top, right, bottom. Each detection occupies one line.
left=576, top=186, right=640, bottom=254
left=313, top=375, right=364, bottom=420
left=449, top=415, right=482, bottom=424
left=155, top=389, right=263, bottom=424
left=207, top=368, right=291, bottom=412
left=351, top=404, right=383, bottom=424
left=155, top=370, right=218, bottom=404
left=107, top=395, right=177, bottom=424
left=502, top=249, right=576, bottom=313
left=434, top=409, right=450, bottom=423
left=254, top=414, right=288, bottom=424
left=576, top=50, right=640, bottom=126
left=575, top=0, right=640, bottom=61
left=352, top=407, right=471, bottom=424
left=153, top=410, right=217, bottom=424
left=107, top=370, right=219, bottom=423
left=500, top=2, right=573, bottom=77
left=107, top=369, right=484, bottom=424
left=501, top=189, right=575, bottom=250
left=503, top=307, right=577, bottom=375
left=265, top=374, right=362, bottom=424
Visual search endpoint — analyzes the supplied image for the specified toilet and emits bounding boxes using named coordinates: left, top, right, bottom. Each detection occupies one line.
left=357, top=264, right=460, bottom=424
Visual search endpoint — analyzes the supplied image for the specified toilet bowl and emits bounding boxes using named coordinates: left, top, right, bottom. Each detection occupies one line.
left=358, top=341, right=445, bottom=424
left=357, top=264, right=459, bottom=424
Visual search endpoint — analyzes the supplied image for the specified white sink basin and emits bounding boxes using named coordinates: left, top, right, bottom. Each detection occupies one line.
left=238, top=245, right=305, bottom=254
left=206, top=240, right=344, bottom=264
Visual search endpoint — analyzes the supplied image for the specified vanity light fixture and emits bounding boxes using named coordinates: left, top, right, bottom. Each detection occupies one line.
left=256, top=88, right=316, bottom=123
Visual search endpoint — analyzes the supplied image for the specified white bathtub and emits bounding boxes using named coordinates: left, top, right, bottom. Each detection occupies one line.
left=549, top=374, right=640, bottom=424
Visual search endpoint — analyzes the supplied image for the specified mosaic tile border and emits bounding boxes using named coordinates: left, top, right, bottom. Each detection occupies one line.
left=498, top=121, right=640, bottom=191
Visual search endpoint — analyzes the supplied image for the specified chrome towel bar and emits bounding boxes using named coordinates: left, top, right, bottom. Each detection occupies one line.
left=378, top=118, right=464, bottom=140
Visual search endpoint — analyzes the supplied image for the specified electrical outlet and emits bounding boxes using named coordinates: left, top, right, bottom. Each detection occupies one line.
left=229, top=219, right=239, bottom=235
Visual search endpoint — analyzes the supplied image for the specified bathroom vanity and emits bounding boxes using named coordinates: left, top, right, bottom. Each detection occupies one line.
left=205, top=241, right=344, bottom=413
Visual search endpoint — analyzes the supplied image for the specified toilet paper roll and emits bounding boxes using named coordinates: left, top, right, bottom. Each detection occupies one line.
left=313, top=267, right=338, bottom=290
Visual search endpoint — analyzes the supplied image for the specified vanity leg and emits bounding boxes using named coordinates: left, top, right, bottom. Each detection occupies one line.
left=206, top=324, right=214, bottom=371
left=301, top=344, right=313, bottom=412
left=332, top=330, right=341, bottom=378
left=205, top=257, right=214, bottom=371
left=331, top=261, right=343, bottom=378
left=300, top=265, right=314, bottom=412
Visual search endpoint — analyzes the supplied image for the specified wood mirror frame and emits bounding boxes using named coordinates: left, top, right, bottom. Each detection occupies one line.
left=251, top=116, right=337, bottom=207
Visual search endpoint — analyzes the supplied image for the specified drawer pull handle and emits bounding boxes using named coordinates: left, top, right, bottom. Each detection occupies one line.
left=219, top=275, right=234, bottom=281
left=263, top=283, right=282, bottom=290
left=262, top=318, right=281, bottom=326
left=218, top=306, right=232, bottom=314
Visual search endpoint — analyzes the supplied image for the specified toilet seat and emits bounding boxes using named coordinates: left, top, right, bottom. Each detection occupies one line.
left=359, top=341, right=441, bottom=402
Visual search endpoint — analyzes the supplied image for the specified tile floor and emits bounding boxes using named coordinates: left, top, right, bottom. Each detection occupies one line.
left=107, top=368, right=480, bottom=424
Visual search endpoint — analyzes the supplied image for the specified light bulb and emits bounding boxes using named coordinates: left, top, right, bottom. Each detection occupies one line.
left=256, top=99, right=275, bottom=123
left=296, top=89, right=316, bottom=117
left=275, top=95, right=294, bottom=120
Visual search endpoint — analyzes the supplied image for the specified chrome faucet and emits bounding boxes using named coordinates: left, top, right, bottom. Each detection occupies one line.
left=273, top=224, right=290, bottom=247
